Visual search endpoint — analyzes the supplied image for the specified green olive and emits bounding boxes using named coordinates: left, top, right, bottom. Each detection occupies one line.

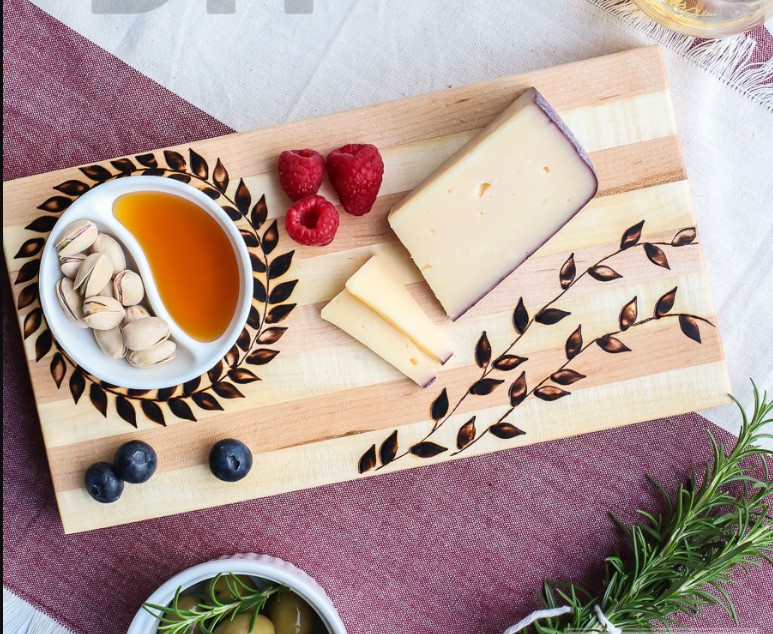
left=209, top=575, right=258, bottom=602
left=265, top=592, right=317, bottom=634
left=213, top=613, right=275, bottom=634
left=158, top=594, right=202, bottom=634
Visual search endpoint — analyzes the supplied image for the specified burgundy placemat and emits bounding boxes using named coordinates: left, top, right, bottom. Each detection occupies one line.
left=3, top=1, right=772, bottom=632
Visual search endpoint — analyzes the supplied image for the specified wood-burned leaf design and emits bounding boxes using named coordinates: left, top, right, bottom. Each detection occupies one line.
left=251, top=253, right=267, bottom=273
left=128, top=388, right=151, bottom=397
left=168, top=398, right=197, bottom=421
left=268, top=251, right=294, bottom=279
left=202, top=187, right=221, bottom=200
left=23, top=308, right=43, bottom=339
left=597, top=335, right=631, bottom=353
left=236, top=328, right=251, bottom=352
left=183, top=376, right=201, bottom=396
left=222, top=206, right=241, bottom=221
left=430, top=388, right=449, bottom=421
left=163, top=150, right=186, bottom=172
left=247, top=305, right=261, bottom=329
left=189, top=148, right=208, bottom=178
left=110, top=158, right=135, bottom=173
left=80, top=164, right=112, bottom=182
left=25, top=215, right=58, bottom=233
left=241, top=229, right=259, bottom=248
left=457, top=417, right=476, bottom=449
left=620, top=297, right=638, bottom=331
left=550, top=369, right=586, bottom=385
left=167, top=173, right=192, bottom=184
left=266, top=304, right=296, bottom=324
left=192, top=392, right=224, bottom=411
left=69, top=368, right=85, bottom=404
left=513, top=297, right=529, bottom=334
left=253, top=278, right=267, bottom=302
left=535, top=386, right=570, bottom=401
left=235, top=179, right=251, bottom=216
left=380, top=430, right=398, bottom=465
left=493, top=355, right=527, bottom=371
left=17, top=284, right=39, bottom=310
left=474, top=331, right=492, bottom=368
left=535, top=308, right=570, bottom=325
left=251, top=196, right=268, bottom=230
left=489, top=423, right=525, bottom=439
left=410, top=441, right=447, bottom=458
left=509, top=372, right=527, bottom=407
left=213, top=158, right=229, bottom=193
left=358, top=445, right=377, bottom=473
left=156, top=387, right=177, bottom=401
left=228, top=368, right=260, bottom=384
left=469, top=378, right=504, bottom=395
left=258, top=327, right=287, bottom=344
left=560, top=253, right=576, bottom=289
left=208, top=360, right=224, bottom=384
left=15, top=260, right=40, bottom=285
left=565, top=325, right=583, bottom=360
left=135, top=153, right=158, bottom=168
left=262, top=220, right=279, bottom=256
left=672, top=227, right=697, bottom=247
left=588, top=265, right=622, bottom=282
left=14, top=238, right=45, bottom=259
left=246, top=348, right=279, bottom=365
left=35, top=329, right=52, bottom=361
left=89, top=383, right=108, bottom=417
left=37, top=196, right=72, bottom=213
left=141, top=400, right=166, bottom=426
left=620, top=220, right=645, bottom=250
left=224, top=345, right=239, bottom=367
left=115, top=396, right=137, bottom=427
left=54, top=180, right=89, bottom=196
left=679, top=315, right=702, bottom=344
left=49, top=352, right=66, bottom=388
left=644, top=243, right=670, bottom=269
left=655, top=287, right=677, bottom=318
left=141, top=168, right=165, bottom=177
left=269, top=280, right=298, bottom=304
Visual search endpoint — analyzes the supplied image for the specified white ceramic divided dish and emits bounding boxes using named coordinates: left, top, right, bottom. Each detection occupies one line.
left=38, top=176, right=252, bottom=390
left=127, top=553, right=348, bottom=634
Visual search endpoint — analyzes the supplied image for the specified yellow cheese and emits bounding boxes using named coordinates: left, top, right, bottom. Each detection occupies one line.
left=389, top=87, right=598, bottom=320
left=320, top=289, right=438, bottom=388
left=345, top=256, right=453, bottom=364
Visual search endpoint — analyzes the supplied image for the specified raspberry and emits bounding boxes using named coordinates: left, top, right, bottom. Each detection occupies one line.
left=326, top=143, right=384, bottom=216
left=285, top=195, right=340, bottom=246
left=277, top=149, right=325, bottom=201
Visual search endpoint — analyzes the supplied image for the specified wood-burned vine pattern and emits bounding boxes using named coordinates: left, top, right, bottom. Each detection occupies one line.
left=358, top=221, right=713, bottom=473
left=14, top=150, right=296, bottom=426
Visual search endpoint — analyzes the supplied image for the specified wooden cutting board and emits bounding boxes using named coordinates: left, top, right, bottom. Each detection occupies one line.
left=3, top=46, right=731, bottom=534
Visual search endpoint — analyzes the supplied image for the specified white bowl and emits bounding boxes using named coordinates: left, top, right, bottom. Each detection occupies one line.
left=39, top=176, right=253, bottom=390
left=127, top=553, right=348, bottom=634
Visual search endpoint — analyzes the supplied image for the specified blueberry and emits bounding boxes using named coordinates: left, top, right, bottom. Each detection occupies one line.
left=114, top=440, right=158, bottom=484
left=209, top=439, right=252, bottom=482
left=84, top=462, right=124, bottom=503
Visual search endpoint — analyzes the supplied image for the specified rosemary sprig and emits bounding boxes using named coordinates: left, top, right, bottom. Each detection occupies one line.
left=529, top=381, right=773, bottom=633
left=144, top=573, right=286, bottom=634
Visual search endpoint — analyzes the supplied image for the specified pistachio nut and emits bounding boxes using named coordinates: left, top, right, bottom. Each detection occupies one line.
left=127, top=340, right=176, bottom=368
left=81, top=295, right=125, bottom=330
left=74, top=253, right=113, bottom=298
left=122, top=304, right=151, bottom=326
left=97, top=282, right=115, bottom=299
left=56, top=278, right=88, bottom=328
left=59, top=253, right=86, bottom=279
left=55, top=219, right=98, bottom=256
left=90, top=233, right=126, bottom=272
left=113, top=270, right=145, bottom=306
left=122, top=316, right=170, bottom=351
left=93, top=327, right=127, bottom=359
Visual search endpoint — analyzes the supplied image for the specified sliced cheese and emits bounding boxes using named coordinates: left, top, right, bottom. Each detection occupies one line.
left=345, top=255, right=453, bottom=364
left=389, top=87, right=598, bottom=320
left=321, top=290, right=438, bottom=388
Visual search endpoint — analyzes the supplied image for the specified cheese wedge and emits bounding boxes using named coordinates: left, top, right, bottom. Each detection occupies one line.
left=345, top=256, right=453, bottom=364
left=389, top=87, right=598, bottom=320
left=321, top=290, right=438, bottom=388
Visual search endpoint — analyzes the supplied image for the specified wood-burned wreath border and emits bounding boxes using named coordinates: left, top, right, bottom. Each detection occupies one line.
left=13, top=149, right=297, bottom=427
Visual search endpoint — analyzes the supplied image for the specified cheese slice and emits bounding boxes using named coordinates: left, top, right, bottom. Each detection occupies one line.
left=345, top=256, right=453, bottom=364
left=321, top=290, right=438, bottom=388
left=388, top=87, right=598, bottom=320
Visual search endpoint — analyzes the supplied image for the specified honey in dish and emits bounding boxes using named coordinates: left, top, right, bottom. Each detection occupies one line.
left=114, top=191, right=240, bottom=342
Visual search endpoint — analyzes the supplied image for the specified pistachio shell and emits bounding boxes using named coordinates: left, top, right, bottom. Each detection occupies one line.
left=122, top=317, right=170, bottom=351
left=74, top=253, right=113, bottom=298
left=90, top=233, right=126, bottom=272
left=82, top=296, right=125, bottom=330
left=122, top=305, right=151, bottom=326
left=55, top=220, right=98, bottom=256
left=93, top=327, right=126, bottom=359
left=56, top=278, right=88, bottom=328
left=127, top=340, right=176, bottom=368
left=113, top=270, right=145, bottom=306
left=60, top=253, right=86, bottom=279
